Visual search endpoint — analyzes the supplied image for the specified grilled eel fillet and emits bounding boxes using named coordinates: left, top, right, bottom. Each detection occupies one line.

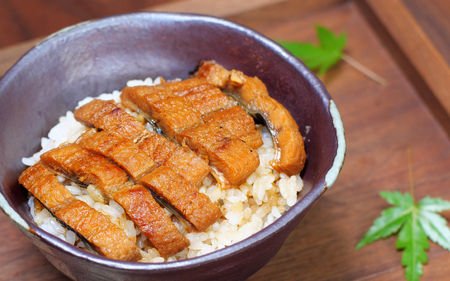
left=19, top=163, right=141, bottom=261
left=119, top=78, right=262, bottom=188
left=74, top=99, right=210, bottom=188
left=39, top=144, right=189, bottom=257
left=195, top=60, right=306, bottom=176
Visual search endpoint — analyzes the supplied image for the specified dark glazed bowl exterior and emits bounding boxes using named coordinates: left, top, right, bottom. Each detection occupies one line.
left=0, top=12, right=345, bottom=281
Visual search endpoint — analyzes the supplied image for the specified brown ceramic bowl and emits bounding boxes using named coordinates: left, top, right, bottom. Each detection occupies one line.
left=0, top=12, right=345, bottom=281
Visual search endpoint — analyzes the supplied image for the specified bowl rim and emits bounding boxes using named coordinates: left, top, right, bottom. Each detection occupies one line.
left=0, top=11, right=346, bottom=271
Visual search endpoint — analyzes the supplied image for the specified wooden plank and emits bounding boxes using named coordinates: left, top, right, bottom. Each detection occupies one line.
left=356, top=0, right=450, bottom=139
left=402, top=0, right=450, bottom=66
left=0, top=218, right=69, bottom=280
left=228, top=1, right=450, bottom=280
left=227, top=0, right=346, bottom=30
left=0, top=0, right=181, bottom=48
left=148, top=0, right=291, bottom=17
left=363, top=0, right=450, bottom=120
left=0, top=0, right=310, bottom=78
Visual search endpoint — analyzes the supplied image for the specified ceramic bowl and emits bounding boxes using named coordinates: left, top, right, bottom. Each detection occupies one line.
left=0, top=12, right=345, bottom=281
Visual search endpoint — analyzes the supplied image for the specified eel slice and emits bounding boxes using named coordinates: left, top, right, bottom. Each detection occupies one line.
left=203, top=105, right=263, bottom=149
left=74, top=99, right=148, bottom=143
left=176, top=120, right=259, bottom=188
left=56, top=200, right=141, bottom=261
left=40, top=143, right=129, bottom=197
left=40, top=144, right=189, bottom=256
left=195, top=60, right=306, bottom=176
left=19, top=163, right=75, bottom=213
left=140, top=166, right=222, bottom=232
left=113, top=185, right=189, bottom=257
left=74, top=99, right=210, bottom=187
left=19, top=163, right=141, bottom=261
left=76, top=129, right=156, bottom=182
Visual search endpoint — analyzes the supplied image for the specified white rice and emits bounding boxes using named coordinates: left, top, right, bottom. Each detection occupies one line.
left=23, top=77, right=304, bottom=262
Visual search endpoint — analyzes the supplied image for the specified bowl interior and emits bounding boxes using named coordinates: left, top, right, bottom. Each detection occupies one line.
left=0, top=12, right=339, bottom=272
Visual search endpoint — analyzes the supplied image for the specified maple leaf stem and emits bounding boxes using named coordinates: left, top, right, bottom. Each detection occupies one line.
left=341, top=53, right=387, bottom=86
left=408, top=146, right=416, bottom=204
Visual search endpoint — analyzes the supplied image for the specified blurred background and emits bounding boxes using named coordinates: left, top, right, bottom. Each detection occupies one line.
left=0, top=0, right=449, bottom=63
left=0, top=0, right=171, bottom=48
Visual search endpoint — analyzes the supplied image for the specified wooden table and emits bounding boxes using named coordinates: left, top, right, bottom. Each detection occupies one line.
left=1, top=0, right=450, bottom=280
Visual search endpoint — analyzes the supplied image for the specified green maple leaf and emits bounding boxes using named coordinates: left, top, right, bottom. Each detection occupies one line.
left=277, top=25, right=347, bottom=75
left=356, top=191, right=450, bottom=281
left=397, top=213, right=429, bottom=281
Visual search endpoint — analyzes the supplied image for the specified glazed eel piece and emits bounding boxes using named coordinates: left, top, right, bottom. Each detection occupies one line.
left=40, top=144, right=189, bottom=257
left=138, top=133, right=210, bottom=188
left=76, top=128, right=156, bottom=182
left=120, top=78, right=232, bottom=132
left=73, top=99, right=210, bottom=188
left=203, top=105, right=263, bottom=150
left=73, top=129, right=222, bottom=232
left=140, top=166, right=222, bottom=232
left=75, top=127, right=223, bottom=225
left=120, top=79, right=262, bottom=188
left=175, top=119, right=260, bottom=188
left=19, top=163, right=141, bottom=261
left=74, top=98, right=148, bottom=143
left=195, top=61, right=306, bottom=176
left=120, top=78, right=262, bottom=149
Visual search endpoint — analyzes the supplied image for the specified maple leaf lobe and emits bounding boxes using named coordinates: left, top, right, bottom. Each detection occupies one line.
left=277, top=25, right=347, bottom=75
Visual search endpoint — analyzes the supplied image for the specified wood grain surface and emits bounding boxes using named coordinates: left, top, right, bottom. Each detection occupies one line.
left=362, top=0, right=450, bottom=137
left=241, top=2, right=450, bottom=280
left=402, top=0, right=450, bottom=67
left=0, top=0, right=179, bottom=48
left=1, top=0, right=450, bottom=280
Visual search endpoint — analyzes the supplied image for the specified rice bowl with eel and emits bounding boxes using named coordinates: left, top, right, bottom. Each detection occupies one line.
left=0, top=12, right=345, bottom=281
left=22, top=68, right=305, bottom=262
